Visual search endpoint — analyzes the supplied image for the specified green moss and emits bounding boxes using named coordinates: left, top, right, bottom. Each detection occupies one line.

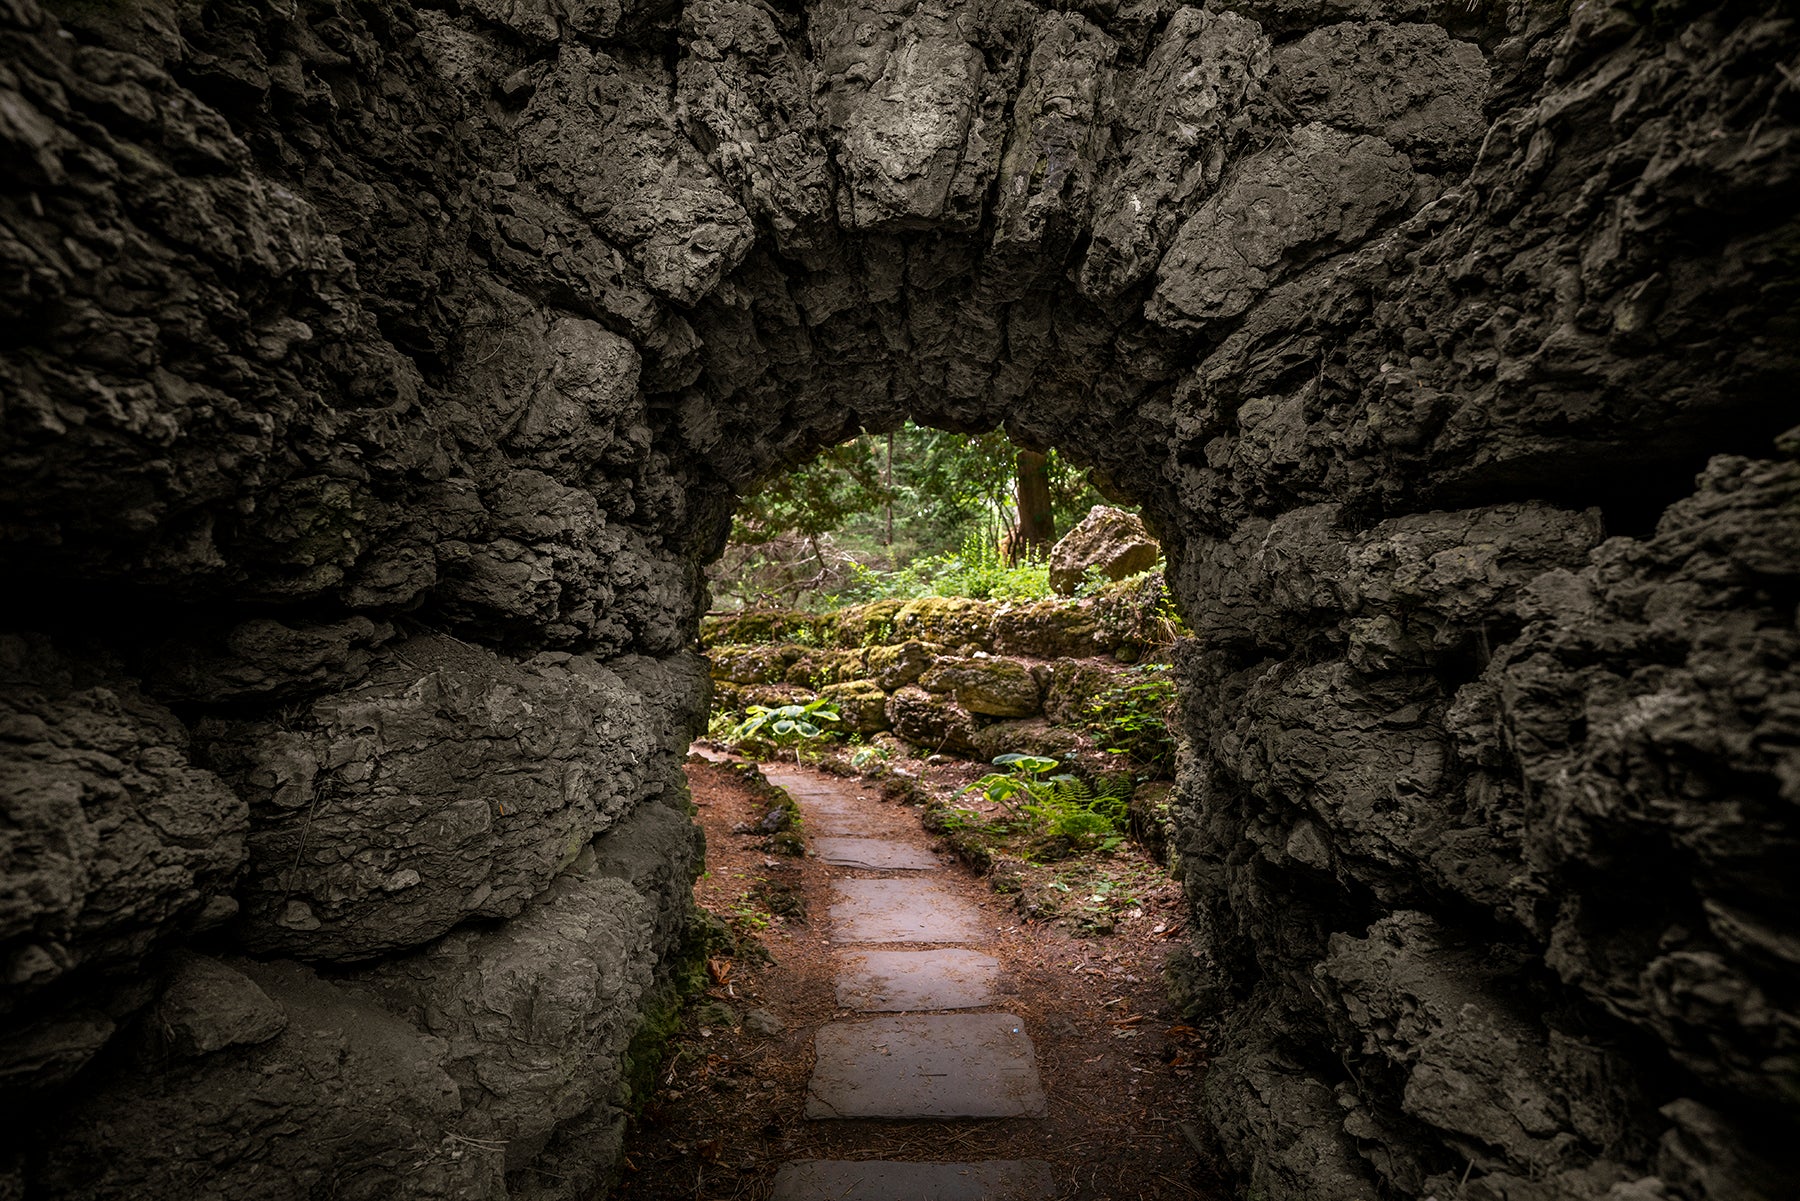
left=1091, top=572, right=1185, bottom=654
left=616, top=904, right=722, bottom=1114
left=991, top=599, right=1101, bottom=657
left=702, top=611, right=836, bottom=647
left=782, top=647, right=870, bottom=688
left=833, top=599, right=907, bottom=647
left=866, top=639, right=936, bottom=690
left=893, top=596, right=997, bottom=648
left=820, top=678, right=891, bottom=734
left=708, top=643, right=806, bottom=685
left=918, top=656, right=1041, bottom=717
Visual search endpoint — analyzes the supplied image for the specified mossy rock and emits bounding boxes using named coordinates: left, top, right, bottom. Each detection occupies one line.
left=821, top=679, right=892, bottom=735
left=708, top=643, right=807, bottom=686
left=886, top=685, right=981, bottom=757
left=1090, top=573, right=1184, bottom=654
left=1129, top=781, right=1176, bottom=861
left=918, top=656, right=1041, bottom=717
left=968, top=718, right=1085, bottom=762
left=1047, top=505, right=1160, bottom=595
left=892, top=597, right=997, bottom=651
left=991, top=599, right=1102, bottom=658
left=1042, top=660, right=1129, bottom=725
left=832, top=599, right=908, bottom=647
left=783, top=648, right=871, bottom=688
left=702, top=611, right=836, bottom=647
left=866, top=639, right=939, bottom=691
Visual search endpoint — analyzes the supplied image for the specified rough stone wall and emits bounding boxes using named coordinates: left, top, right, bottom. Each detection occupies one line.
left=1, top=0, right=1795, bottom=1198
left=701, top=584, right=1177, bottom=757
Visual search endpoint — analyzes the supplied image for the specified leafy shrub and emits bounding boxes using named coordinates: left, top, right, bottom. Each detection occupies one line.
left=962, top=753, right=1131, bottom=854
left=848, top=743, right=891, bottom=771
left=727, top=697, right=841, bottom=762
left=1086, top=664, right=1177, bottom=775
left=837, top=535, right=1054, bottom=603
left=962, top=752, right=1061, bottom=812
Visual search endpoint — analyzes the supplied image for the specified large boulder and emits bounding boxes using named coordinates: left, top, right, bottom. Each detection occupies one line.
left=1049, top=506, right=1161, bottom=595
left=919, top=656, right=1043, bottom=718
left=886, top=686, right=982, bottom=757
left=891, top=598, right=998, bottom=651
left=821, top=679, right=893, bottom=735
left=831, top=601, right=906, bottom=648
left=782, top=648, right=870, bottom=688
left=991, top=599, right=1103, bottom=658
left=969, top=719, right=1084, bottom=763
left=1042, top=660, right=1131, bottom=725
left=866, top=640, right=940, bottom=691
left=708, top=642, right=807, bottom=685
left=196, top=635, right=659, bottom=961
left=0, top=636, right=247, bottom=1098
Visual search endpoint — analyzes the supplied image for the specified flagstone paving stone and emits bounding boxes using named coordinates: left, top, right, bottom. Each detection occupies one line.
left=806, top=809, right=876, bottom=836
left=813, top=836, right=941, bottom=870
left=763, top=770, right=878, bottom=835
left=769, top=1159, right=1056, bottom=1200
left=837, top=949, right=1000, bottom=1012
left=805, top=1014, right=1046, bottom=1119
left=829, top=878, right=986, bottom=944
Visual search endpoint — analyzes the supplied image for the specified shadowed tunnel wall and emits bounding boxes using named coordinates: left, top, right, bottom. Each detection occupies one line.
left=0, top=0, right=1796, bottom=1198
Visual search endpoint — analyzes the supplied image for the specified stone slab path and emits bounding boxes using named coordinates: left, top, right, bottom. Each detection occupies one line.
left=759, top=763, right=1054, bottom=1200
left=836, top=948, right=1000, bottom=1012
left=769, top=1159, right=1056, bottom=1200
left=812, top=836, right=942, bottom=870
left=829, top=877, right=987, bottom=943
left=807, top=1013, right=1047, bottom=1118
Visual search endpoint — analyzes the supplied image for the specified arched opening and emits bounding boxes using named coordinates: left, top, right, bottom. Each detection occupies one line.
left=623, top=422, right=1196, bottom=1195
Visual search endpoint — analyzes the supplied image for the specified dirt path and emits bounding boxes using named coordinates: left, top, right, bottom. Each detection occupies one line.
left=615, top=756, right=1225, bottom=1201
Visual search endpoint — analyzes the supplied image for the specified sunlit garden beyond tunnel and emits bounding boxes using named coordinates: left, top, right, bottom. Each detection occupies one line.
left=1, top=0, right=1796, bottom=1198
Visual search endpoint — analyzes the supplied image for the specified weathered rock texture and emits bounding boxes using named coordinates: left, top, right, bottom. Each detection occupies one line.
left=2, top=0, right=1797, bottom=1197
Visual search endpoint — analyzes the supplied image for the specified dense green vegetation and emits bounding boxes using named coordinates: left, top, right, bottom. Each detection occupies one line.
left=713, top=422, right=1110, bottom=609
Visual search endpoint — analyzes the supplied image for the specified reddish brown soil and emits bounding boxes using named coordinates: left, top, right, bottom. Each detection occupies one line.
left=613, top=755, right=1228, bottom=1201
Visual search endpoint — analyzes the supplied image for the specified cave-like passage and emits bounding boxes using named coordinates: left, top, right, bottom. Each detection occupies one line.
left=4, top=1, right=1797, bottom=1198
left=646, top=425, right=1195, bottom=1195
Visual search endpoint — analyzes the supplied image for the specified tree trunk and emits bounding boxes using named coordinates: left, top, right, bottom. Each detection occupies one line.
left=884, top=432, right=894, bottom=546
left=1013, top=449, right=1054, bottom=561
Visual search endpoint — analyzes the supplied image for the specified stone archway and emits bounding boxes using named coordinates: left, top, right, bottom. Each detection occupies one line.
left=1, top=0, right=1796, bottom=1198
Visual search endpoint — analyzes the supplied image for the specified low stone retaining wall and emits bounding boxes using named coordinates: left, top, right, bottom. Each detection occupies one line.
left=704, top=578, right=1178, bottom=768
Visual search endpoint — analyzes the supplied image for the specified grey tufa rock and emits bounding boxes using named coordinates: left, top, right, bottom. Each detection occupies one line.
left=2, top=0, right=1797, bottom=1196
left=346, top=869, right=659, bottom=1192
left=144, top=953, right=288, bottom=1060
left=0, top=636, right=247, bottom=1097
left=1048, top=506, right=1162, bottom=595
left=742, top=1007, right=785, bottom=1037
left=196, top=635, right=660, bottom=961
left=34, top=961, right=508, bottom=1201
